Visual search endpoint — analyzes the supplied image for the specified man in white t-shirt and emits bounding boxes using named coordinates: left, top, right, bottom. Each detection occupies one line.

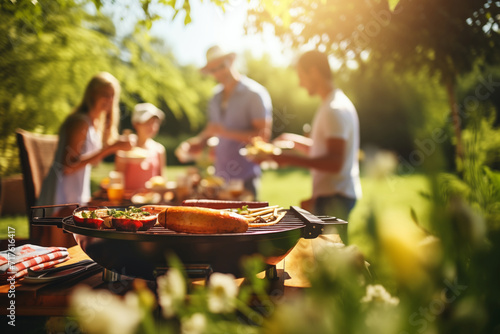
left=271, top=50, right=362, bottom=221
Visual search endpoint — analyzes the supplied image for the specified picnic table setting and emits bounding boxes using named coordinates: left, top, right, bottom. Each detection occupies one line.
left=90, top=167, right=255, bottom=208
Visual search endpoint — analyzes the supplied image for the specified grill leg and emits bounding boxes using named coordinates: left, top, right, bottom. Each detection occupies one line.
left=102, top=268, right=121, bottom=282
left=265, top=265, right=278, bottom=280
left=265, top=263, right=291, bottom=296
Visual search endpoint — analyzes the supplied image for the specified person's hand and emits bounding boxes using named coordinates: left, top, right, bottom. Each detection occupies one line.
left=270, top=151, right=291, bottom=167
left=273, top=132, right=312, bottom=155
left=274, top=133, right=294, bottom=142
left=186, top=138, right=204, bottom=154
left=271, top=133, right=295, bottom=150
left=112, top=137, right=133, bottom=152
left=210, top=124, right=225, bottom=137
left=245, top=148, right=285, bottom=166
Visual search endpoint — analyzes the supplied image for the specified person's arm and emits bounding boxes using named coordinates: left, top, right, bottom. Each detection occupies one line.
left=159, top=145, right=167, bottom=178
left=114, top=153, right=127, bottom=175
left=274, top=133, right=313, bottom=155
left=272, top=137, right=346, bottom=173
left=217, top=117, right=272, bottom=144
left=184, top=122, right=219, bottom=154
left=61, top=118, right=132, bottom=175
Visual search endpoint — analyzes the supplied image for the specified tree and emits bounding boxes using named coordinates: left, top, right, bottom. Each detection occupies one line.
left=247, top=0, right=500, bottom=168
left=117, top=29, right=208, bottom=129
left=0, top=0, right=213, bottom=176
left=0, top=0, right=121, bottom=175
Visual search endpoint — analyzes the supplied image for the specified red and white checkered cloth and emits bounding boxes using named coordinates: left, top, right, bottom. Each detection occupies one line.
left=0, top=244, right=70, bottom=279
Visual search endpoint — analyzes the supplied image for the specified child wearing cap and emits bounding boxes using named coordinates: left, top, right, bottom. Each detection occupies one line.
left=115, top=103, right=166, bottom=191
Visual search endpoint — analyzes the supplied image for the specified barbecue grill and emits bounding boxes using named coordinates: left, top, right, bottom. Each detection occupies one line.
left=31, top=203, right=348, bottom=281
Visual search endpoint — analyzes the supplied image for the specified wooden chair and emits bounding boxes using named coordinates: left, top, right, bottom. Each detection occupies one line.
left=16, top=129, right=58, bottom=213
left=16, top=129, right=76, bottom=247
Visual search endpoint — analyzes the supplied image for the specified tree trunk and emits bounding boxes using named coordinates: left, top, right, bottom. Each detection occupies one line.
left=445, top=80, right=464, bottom=171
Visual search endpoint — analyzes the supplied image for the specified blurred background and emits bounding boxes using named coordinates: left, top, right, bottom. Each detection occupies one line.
left=2, top=1, right=500, bottom=333
left=5, top=0, right=499, bottom=177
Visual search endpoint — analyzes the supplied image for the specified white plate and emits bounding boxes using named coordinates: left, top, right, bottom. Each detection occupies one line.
left=131, top=192, right=162, bottom=205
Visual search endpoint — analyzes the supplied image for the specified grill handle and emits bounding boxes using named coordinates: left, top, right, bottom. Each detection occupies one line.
left=30, top=204, right=80, bottom=228
left=291, top=206, right=348, bottom=242
left=154, top=264, right=214, bottom=280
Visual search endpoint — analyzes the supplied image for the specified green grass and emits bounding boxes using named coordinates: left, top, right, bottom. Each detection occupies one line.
left=348, top=174, right=431, bottom=255
left=0, top=215, right=30, bottom=241
left=0, top=163, right=432, bottom=252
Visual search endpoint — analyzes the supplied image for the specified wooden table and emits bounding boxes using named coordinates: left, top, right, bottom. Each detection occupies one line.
left=0, top=239, right=318, bottom=317
left=87, top=187, right=255, bottom=208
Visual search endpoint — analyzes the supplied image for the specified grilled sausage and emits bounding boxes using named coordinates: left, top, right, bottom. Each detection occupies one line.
left=182, top=199, right=269, bottom=209
left=157, top=206, right=248, bottom=234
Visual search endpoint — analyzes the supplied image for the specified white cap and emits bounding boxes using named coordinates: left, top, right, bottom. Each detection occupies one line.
left=132, top=103, right=164, bottom=124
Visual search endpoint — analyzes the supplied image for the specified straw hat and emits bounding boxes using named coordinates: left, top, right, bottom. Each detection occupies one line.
left=201, top=45, right=236, bottom=74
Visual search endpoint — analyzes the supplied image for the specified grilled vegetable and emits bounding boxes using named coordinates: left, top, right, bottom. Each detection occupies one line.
left=73, top=208, right=111, bottom=229
left=157, top=206, right=248, bottom=234
left=109, top=207, right=157, bottom=232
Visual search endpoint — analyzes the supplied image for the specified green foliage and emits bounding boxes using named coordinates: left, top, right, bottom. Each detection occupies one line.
left=0, top=1, right=120, bottom=175
left=244, top=53, right=319, bottom=137
left=117, top=29, right=209, bottom=129
left=456, top=64, right=500, bottom=147
left=0, top=1, right=212, bottom=177
left=248, top=0, right=500, bottom=84
left=341, top=63, right=449, bottom=157
left=460, top=121, right=500, bottom=229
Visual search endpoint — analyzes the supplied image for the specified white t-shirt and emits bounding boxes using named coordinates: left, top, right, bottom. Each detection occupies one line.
left=309, top=89, right=362, bottom=200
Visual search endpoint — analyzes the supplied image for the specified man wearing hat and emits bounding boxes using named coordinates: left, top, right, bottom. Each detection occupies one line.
left=115, top=102, right=167, bottom=191
left=180, top=45, right=273, bottom=199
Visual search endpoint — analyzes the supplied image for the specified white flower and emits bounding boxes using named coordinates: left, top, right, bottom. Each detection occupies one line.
left=207, top=272, right=238, bottom=313
left=361, top=284, right=399, bottom=306
left=70, top=285, right=142, bottom=334
left=157, top=268, right=186, bottom=318
left=363, top=148, right=398, bottom=179
left=181, top=313, right=207, bottom=334
left=361, top=284, right=402, bottom=331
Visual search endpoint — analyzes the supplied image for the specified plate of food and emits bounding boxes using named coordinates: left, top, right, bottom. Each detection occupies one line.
left=145, top=176, right=168, bottom=192
left=240, top=137, right=282, bottom=162
left=116, top=147, right=149, bottom=160
left=131, top=191, right=162, bottom=205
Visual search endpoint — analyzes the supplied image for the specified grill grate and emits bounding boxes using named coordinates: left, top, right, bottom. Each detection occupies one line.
left=61, top=209, right=306, bottom=235
left=60, top=206, right=347, bottom=241
left=140, top=210, right=307, bottom=235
